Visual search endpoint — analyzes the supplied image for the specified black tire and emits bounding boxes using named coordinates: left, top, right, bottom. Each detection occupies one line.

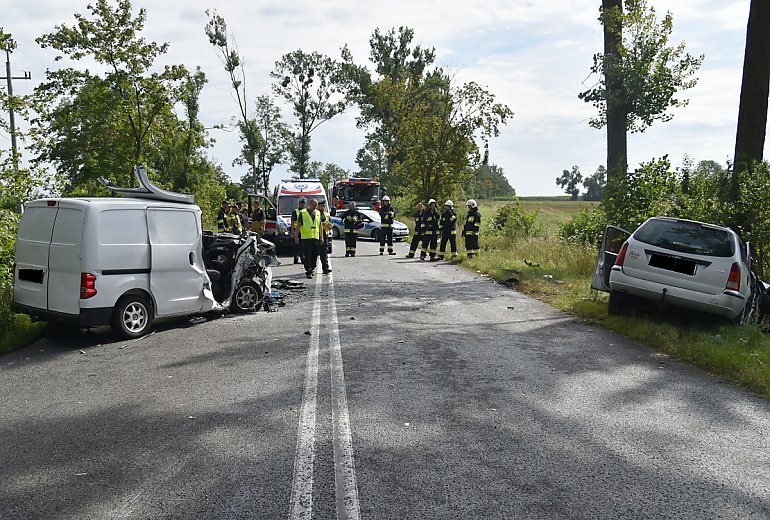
left=332, top=227, right=340, bottom=239
left=112, top=294, right=153, bottom=339
left=231, top=281, right=263, bottom=313
left=607, top=292, right=626, bottom=316
left=371, top=228, right=381, bottom=242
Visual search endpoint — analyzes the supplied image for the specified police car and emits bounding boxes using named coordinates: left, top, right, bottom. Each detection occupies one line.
left=330, top=209, right=409, bottom=241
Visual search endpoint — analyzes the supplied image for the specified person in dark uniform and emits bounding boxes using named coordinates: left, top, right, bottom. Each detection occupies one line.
left=406, top=202, right=425, bottom=258
left=341, top=201, right=364, bottom=257
left=291, top=198, right=306, bottom=264
left=421, top=199, right=440, bottom=261
left=318, top=200, right=332, bottom=274
left=216, top=200, right=229, bottom=232
left=294, top=198, right=324, bottom=278
left=378, top=195, right=397, bottom=255
left=437, top=200, right=458, bottom=260
left=462, top=199, right=481, bottom=258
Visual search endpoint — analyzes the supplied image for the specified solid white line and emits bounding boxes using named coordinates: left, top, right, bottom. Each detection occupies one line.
left=289, top=274, right=322, bottom=520
left=327, top=271, right=361, bottom=520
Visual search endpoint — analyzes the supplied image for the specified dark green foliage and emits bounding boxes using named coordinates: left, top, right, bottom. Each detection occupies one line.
left=559, top=207, right=607, bottom=247
left=582, top=165, right=607, bottom=201
left=468, top=164, right=515, bottom=200
left=556, top=166, right=583, bottom=200
left=491, top=200, right=541, bottom=238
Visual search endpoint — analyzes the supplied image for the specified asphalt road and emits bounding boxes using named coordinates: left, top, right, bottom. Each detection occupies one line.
left=2, top=237, right=770, bottom=519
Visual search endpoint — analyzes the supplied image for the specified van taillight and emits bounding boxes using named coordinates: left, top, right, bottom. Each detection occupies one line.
left=726, top=262, right=741, bottom=292
left=80, top=273, right=97, bottom=299
left=614, top=243, right=629, bottom=267
left=47, top=200, right=57, bottom=206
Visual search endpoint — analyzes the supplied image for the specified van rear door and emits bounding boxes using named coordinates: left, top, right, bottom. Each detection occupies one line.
left=147, top=208, right=205, bottom=316
left=13, top=204, right=58, bottom=311
left=47, top=205, right=86, bottom=315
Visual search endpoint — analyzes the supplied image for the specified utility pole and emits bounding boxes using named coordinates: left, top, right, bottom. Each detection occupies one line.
left=2, top=47, right=32, bottom=172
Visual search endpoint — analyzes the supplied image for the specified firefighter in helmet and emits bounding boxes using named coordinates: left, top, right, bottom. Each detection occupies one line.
left=462, top=199, right=481, bottom=258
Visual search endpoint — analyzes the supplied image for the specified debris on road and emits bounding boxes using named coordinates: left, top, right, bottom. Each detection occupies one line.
left=272, top=279, right=306, bottom=290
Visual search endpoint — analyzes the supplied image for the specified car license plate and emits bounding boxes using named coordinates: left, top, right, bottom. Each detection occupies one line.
left=648, top=253, right=696, bottom=276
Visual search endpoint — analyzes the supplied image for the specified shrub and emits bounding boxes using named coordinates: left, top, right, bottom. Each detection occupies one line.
left=490, top=199, right=541, bottom=238
left=559, top=206, right=607, bottom=247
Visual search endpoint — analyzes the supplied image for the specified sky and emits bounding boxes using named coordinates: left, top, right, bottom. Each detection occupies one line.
left=0, top=0, right=763, bottom=196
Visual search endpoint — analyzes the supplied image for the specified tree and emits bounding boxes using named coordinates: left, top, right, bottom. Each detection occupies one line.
left=252, top=95, right=290, bottom=195
left=733, top=0, right=770, bottom=184
left=205, top=10, right=268, bottom=193
left=355, top=138, right=387, bottom=179
left=36, top=0, right=188, bottom=187
left=271, top=50, right=353, bottom=178
left=582, top=165, right=607, bottom=201
left=468, top=163, right=515, bottom=199
left=556, top=166, right=583, bottom=200
left=579, top=0, right=703, bottom=191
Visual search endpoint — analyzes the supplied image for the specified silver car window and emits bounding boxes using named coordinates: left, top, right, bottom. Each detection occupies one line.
left=634, top=219, right=734, bottom=257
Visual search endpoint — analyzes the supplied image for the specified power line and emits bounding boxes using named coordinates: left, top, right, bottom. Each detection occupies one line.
left=1, top=48, right=32, bottom=171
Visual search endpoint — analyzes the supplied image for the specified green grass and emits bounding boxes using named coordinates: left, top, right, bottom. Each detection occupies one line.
left=455, top=199, right=770, bottom=399
left=0, top=314, right=46, bottom=355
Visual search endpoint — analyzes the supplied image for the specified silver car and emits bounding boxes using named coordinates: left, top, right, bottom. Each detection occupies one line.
left=330, top=209, right=409, bottom=241
left=592, top=217, right=760, bottom=323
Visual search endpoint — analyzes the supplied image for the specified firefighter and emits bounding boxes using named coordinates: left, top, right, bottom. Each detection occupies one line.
left=250, top=199, right=265, bottom=236
left=294, top=198, right=324, bottom=278
left=341, top=201, right=364, bottom=257
left=216, top=200, right=229, bottom=232
left=227, top=202, right=243, bottom=235
left=421, top=199, right=440, bottom=260
left=317, top=200, right=333, bottom=274
left=405, top=202, right=425, bottom=258
left=437, top=200, right=458, bottom=260
left=291, top=198, right=306, bottom=264
left=462, top=199, right=481, bottom=258
left=378, top=195, right=397, bottom=255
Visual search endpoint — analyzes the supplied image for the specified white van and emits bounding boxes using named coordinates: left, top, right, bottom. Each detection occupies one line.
left=13, top=167, right=218, bottom=338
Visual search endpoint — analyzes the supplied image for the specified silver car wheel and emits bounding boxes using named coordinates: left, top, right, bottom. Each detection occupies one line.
left=122, top=301, right=148, bottom=333
left=235, top=284, right=260, bottom=311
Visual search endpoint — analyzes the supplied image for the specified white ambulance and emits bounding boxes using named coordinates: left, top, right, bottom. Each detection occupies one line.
left=251, top=178, right=328, bottom=247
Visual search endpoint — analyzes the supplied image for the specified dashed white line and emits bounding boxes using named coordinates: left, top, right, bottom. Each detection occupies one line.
left=328, top=272, right=361, bottom=520
left=289, top=274, right=321, bottom=520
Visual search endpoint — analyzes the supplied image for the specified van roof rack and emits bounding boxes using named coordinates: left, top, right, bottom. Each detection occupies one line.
left=98, top=165, right=195, bottom=204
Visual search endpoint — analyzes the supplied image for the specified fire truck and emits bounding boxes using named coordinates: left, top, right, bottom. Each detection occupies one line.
left=329, top=178, right=383, bottom=211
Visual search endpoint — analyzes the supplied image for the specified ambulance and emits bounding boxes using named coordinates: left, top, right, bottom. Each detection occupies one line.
left=249, top=179, right=328, bottom=248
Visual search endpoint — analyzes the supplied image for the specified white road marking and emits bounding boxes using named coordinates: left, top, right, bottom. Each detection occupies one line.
left=289, top=274, right=322, bottom=520
left=328, top=271, right=361, bottom=520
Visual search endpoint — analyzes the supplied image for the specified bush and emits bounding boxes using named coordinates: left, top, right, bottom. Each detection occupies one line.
left=490, top=199, right=541, bottom=238
left=559, top=206, right=607, bottom=247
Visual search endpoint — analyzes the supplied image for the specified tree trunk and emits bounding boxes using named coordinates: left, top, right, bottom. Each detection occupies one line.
left=733, top=0, right=770, bottom=179
left=603, top=0, right=627, bottom=187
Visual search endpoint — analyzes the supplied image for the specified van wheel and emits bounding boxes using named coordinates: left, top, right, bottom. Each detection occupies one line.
left=231, top=282, right=263, bottom=313
left=112, top=295, right=153, bottom=339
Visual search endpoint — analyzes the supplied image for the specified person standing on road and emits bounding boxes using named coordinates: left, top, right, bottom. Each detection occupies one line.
left=378, top=195, right=397, bottom=255
left=317, top=200, right=333, bottom=274
left=292, top=198, right=307, bottom=264
left=217, top=200, right=229, bottom=232
left=406, top=202, right=425, bottom=258
left=462, top=199, right=481, bottom=258
left=421, top=199, right=440, bottom=261
left=294, top=198, right=324, bottom=278
left=341, top=201, right=364, bottom=257
left=437, top=200, right=458, bottom=260
left=250, top=199, right=265, bottom=236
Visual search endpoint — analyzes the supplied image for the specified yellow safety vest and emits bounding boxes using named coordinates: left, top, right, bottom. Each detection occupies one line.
left=299, top=209, right=321, bottom=240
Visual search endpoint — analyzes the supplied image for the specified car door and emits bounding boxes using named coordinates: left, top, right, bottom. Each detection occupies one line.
left=147, top=208, right=206, bottom=316
left=591, top=225, right=631, bottom=292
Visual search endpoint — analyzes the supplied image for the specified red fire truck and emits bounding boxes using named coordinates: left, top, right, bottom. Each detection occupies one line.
left=329, top=178, right=383, bottom=211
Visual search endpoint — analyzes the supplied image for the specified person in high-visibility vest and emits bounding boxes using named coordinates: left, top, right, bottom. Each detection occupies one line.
left=341, top=201, right=364, bottom=257
left=317, top=200, right=333, bottom=274
left=436, top=200, right=458, bottom=260
left=406, top=202, right=425, bottom=258
left=291, top=198, right=306, bottom=264
left=421, top=199, right=440, bottom=260
left=226, top=203, right=243, bottom=235
left=294, top=198, right=324, bottom=278
left=462, top=199, right=481, bottom=258
left=216, top=200, right=229, bottom=232
left=378, top=195, right=397, bottom=255
left=250, top=199, right=265, bottom=236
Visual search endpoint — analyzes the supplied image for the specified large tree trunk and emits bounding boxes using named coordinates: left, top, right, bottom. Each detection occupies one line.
left=603, top=0, right=627, bottom=188
left=733, top=0, right=770, bottom=178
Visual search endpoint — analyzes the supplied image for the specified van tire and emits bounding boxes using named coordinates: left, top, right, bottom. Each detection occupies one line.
left=231, top=282, right=263, bottom=313
left=112, top=294, right=153, bottom=339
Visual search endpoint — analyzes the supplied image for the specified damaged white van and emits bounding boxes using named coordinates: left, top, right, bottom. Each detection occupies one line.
left=12, top=167, right=269, bottom=338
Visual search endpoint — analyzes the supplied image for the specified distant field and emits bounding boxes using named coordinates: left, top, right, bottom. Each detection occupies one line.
left=477, top=198, right=600, bottom=232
